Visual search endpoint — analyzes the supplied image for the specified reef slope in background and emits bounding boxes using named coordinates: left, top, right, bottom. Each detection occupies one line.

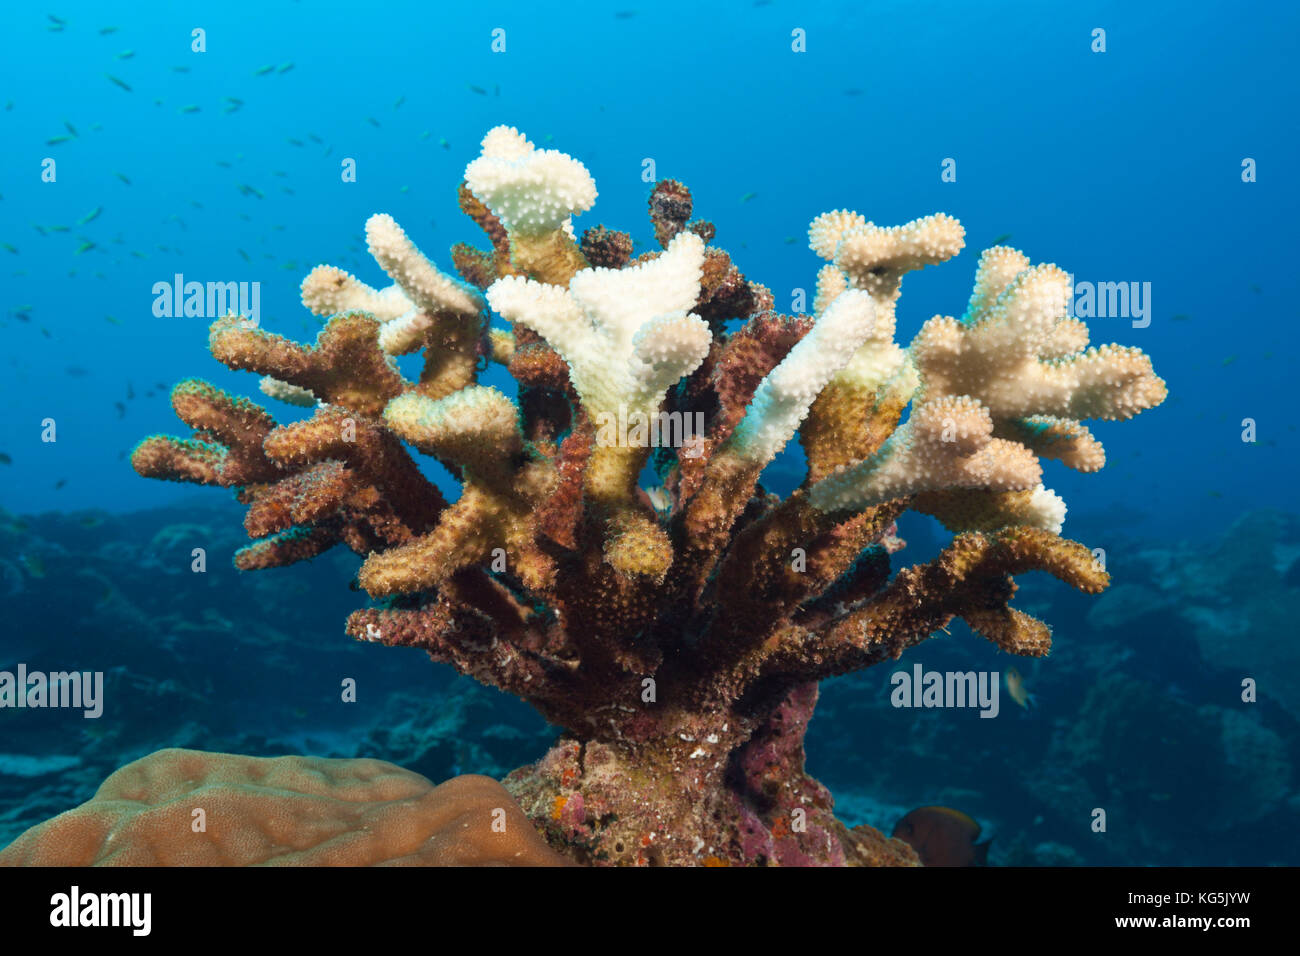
left=0, top=502, right=1295, bottom=863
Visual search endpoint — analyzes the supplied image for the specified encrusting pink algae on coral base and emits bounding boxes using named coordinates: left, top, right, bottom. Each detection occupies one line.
left=7, top=127, right=1166, bottom=867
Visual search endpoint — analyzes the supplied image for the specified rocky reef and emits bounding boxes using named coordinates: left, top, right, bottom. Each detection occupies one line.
left=117, top=127, right=1165, bottom=866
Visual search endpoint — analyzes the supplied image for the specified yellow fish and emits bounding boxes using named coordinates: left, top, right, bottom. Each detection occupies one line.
left=1005, top=666, right=1034, bottom=710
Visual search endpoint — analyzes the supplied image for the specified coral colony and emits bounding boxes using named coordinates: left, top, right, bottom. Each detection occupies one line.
left=128, top=126, right=1165, bottom=865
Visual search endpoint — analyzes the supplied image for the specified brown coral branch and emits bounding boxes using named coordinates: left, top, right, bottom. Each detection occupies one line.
left=209, top=313, right=405, bottom=417
left=753, top=528, right=1108, bottom=684
left=132, top=379, right=282, bottom=488
left=580, top=225, right=634, bottom=269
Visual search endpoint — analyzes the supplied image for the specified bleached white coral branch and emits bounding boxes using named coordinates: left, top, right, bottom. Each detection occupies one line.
left=364, top=214, right=485, bottom=319
left=487, top=232, right=710, bottom=420
left=302, top=216, right=485, bottom=357
left=809, top=211, right=965, bottom=301
left=730, top=290, right=877, bottom=465
left=808, top=395, right=1042, bottom=513
left=258, top=376, right=317, bottom=407
left=465, top=126, right=597, bottom=237
left=300, top=266, right=411, bottom=321
left=377, top=310, right=435, bottom=356
left=911, top=251, right=1167, bottom=470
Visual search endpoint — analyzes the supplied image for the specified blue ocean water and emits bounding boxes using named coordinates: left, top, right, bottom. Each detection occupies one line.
left=0, top=1, right=1297, bottom=864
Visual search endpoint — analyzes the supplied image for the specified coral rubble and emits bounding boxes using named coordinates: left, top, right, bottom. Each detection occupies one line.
left=129, top=126, right=1166, bottom=865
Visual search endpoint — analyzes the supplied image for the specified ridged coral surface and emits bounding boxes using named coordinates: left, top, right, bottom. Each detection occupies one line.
left=0, top=749, right=567, bottom=866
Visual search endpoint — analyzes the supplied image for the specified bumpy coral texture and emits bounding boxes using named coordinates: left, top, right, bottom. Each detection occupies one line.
left=129, top=125, right=1166, bottom=866
left=0, top=749, right=567, bottom=866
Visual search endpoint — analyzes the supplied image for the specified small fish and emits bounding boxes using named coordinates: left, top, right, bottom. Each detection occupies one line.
left=114, top=401, right=126, bottom=418
left=179, top=104, right=200, bottom=114
left=236, top=183, right=265, bottom=199
left=126, top=381, right=134, bottom=399
left=237, top=248, right=250, bottom=262
left=114, top=171, right=132, bottom=185
left=990, top=233, right=1013, bottom=245
left=287, top=137, right=304, bottom=147
left=48, top=224, right=70, bottom=232
left=75, top=241, right=96, bottom=255
left=394, top=95, right=405, bottom=109
left=13, top=311, right=30, bottom=322
left=1249, top=283, right=1262, bottom=293
left=308, top=133, right=323, bottom=144
left=78, top=206, right=102, bottom=225
left=40, top=326, right=52, bottom=338
left=64, top=120, right=78, bottom=136
left=494, top=84, right=500, bottom=96
left=0, top=452, right=11, bottom=464
left=48, top=14, right=66, bottom=25
left=106, top=74, right=132, bottom=92
left=1, top=243, right=17, bottom=254
left=467, top=84, right=487, bottom=95
left=1222, top=354, right=1237, bottom=367
left=254, top=65, right=276, bottom=76
left=278, top=62, right=295, bottom=73
left=53, top=480, right=67, bottom=491
left=739, top=191, right=757, bottom=202
left=783, top=236, right=796, bottom=244
left=843, top=88, right=863, bottom=96
left=66, top=366, right=89, bottom=377
left=614, top=10, right=637, bottom=18
left=1171, top=313, right=1190, bottom=321
left=116, top=50, right=134, bottom=60
left=1208, top=490, right=1223, bottom=499
left=99, top=26, right=118, bottom=35
left=439, top=137, right=450, bottom=150
left=216, top=160, right=233, bottom=168
left=366, top=116, right=381, bottom=128
left=105, top=315, right=121, bottom=326
left=45, top=135, right=73, bottom=146
left=1005, top=666, right=1034, bottom=710
left=224, top=97, right=244, bottom=106
left=172, top=65, right=191, bottom=73
left=21, top=553, right=46, bottom=577
left=892, top=807, right=991, bottom=867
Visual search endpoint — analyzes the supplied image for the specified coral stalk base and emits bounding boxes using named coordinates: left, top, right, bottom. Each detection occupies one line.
left=505, top=684, right=919, bottom=866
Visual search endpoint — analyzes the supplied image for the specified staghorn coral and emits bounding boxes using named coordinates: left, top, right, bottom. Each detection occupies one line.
left=130, top=125, right=1165, bottom=866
